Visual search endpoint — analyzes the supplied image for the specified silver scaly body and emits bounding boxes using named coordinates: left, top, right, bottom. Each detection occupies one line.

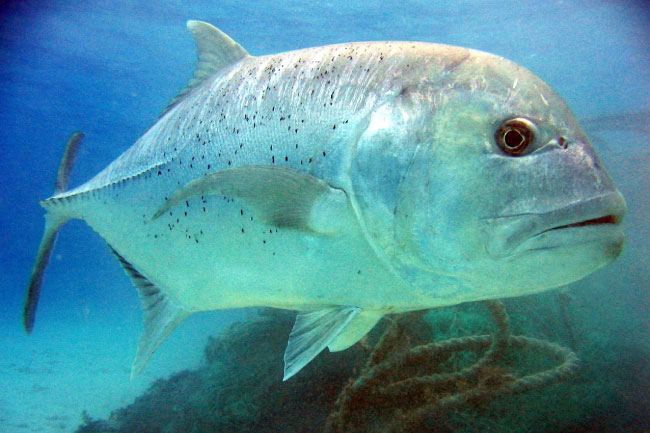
left=24, top=21, right=625, bottom=380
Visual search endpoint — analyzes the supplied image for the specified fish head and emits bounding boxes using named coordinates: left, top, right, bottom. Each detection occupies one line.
left=355, top=47, right=626, bottom=302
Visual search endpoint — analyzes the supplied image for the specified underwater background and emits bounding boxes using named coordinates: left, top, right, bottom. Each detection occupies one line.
left=0, top=0, right=648, bottom=432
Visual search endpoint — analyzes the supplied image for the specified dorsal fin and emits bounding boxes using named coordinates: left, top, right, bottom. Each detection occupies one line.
left=160, top=20, right=251, bottom=117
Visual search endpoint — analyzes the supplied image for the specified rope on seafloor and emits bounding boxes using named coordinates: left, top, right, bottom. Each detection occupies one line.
left=323, top=300, right=581, bottom=433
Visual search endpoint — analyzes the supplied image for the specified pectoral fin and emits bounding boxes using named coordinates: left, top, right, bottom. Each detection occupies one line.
left=152, top=165, right=349, bottom=235
left=283, top=307, right=360, bottom=381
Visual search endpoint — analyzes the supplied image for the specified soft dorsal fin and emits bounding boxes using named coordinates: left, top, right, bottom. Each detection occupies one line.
left=161, top=20, right=251, bottom=117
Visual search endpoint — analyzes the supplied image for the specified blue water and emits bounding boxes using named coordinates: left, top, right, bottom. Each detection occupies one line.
left=1, top=1, right=648, bottom=432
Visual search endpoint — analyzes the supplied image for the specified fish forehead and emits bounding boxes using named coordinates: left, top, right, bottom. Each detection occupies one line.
left=61, top=40, right=547, bottom=197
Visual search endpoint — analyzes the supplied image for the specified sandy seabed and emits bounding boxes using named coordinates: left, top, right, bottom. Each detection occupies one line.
left=0, top=308, right=241, bottom=433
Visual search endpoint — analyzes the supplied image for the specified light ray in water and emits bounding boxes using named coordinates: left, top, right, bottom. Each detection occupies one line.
left=582, top=110, right=650, bottom=135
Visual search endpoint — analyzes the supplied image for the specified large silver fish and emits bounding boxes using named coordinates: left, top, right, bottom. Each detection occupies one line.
left=23, top=21, right=626, bottom=380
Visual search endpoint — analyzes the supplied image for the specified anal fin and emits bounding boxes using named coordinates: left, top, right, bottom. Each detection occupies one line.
left=283, top=306, right=360, bottom=381
left=109, top=247, right=190, bottom=379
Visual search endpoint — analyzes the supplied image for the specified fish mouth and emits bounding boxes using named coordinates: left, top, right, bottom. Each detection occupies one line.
left=540, top=214, right=621, bottom=234
left=483, top=191, right=626, bottom=258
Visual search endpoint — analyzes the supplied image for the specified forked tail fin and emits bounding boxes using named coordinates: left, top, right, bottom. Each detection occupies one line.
left=23, top=131, right=84, bottom=333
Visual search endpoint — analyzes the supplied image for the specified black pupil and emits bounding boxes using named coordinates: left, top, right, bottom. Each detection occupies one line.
left=504, top=129, right=525, bottom=149
left=495, top=118, right=535, bottom=156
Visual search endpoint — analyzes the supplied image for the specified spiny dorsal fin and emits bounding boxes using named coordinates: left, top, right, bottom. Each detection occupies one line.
left=160, top=20, right=251, bottom=117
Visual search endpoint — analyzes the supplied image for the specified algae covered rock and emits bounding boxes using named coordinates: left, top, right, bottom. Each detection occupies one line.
left=76, top=309, right=367, bottom=433
left=75, top=304, right=650, bottom=433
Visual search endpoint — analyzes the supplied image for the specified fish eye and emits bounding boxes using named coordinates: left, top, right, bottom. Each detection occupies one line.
left=494, top=117, right=538, bottom=156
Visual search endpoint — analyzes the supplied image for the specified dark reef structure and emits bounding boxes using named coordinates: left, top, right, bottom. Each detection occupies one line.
left=324, top=301, right=579, bottom=433
left=77, top=308, right=367, bottom=433
left=76, top=296, right=650, bottom=433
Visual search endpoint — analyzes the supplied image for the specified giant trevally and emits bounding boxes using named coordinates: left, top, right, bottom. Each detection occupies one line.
left=23, top=21, right=626, bottom=380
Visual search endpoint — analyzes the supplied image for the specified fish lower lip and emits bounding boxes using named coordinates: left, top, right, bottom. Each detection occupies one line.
left=543, top=214, right=621, bottom=233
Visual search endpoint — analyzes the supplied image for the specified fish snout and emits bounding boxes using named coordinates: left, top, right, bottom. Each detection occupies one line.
left=572, top=138, right=620, bottom=194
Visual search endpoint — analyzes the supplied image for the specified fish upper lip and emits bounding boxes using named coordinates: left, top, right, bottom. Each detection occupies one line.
left=482, top=191, right=626, bottom=258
